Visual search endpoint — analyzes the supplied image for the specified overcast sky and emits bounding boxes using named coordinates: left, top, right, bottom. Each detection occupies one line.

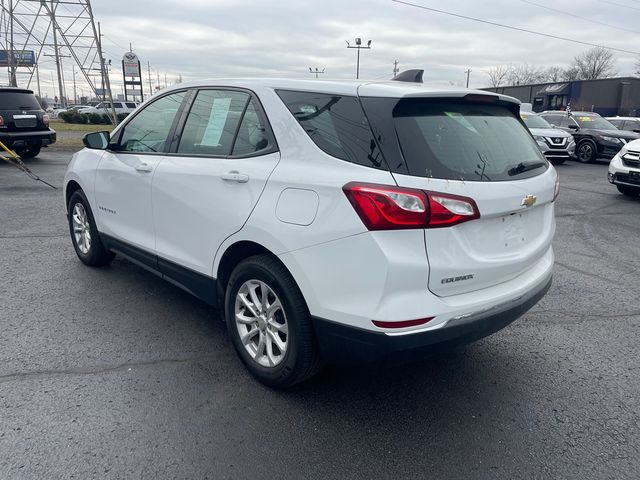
left=18, top=0, right=640, bottom=98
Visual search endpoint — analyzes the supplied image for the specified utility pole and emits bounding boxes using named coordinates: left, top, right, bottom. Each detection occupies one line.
left=35, top=63, right=41, bottom=99
left=465, top=68, right=472, bottom=88
left=393, top=60, right=400, bottom=78
left=93, top=19, right=118, bottom=123
left=9, top=0, right=16, bottom=86
left=346, top=37, right=372, bottom=80
left=147, top=61, right=153, bottom=96
left=308, top=67, right=325, bottom=79
left=73, top=67, right=77, bottom=104
left=164, top=73, right=167, bottom=88
left=50, top=1, right=66, bottom=107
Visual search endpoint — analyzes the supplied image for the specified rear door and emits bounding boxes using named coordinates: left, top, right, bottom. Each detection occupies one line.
left=151, top=88, right=280, bottom=276
left=361, top=96, right=556, bottom=296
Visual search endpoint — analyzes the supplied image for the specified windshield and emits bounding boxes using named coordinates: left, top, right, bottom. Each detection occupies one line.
left=521, top=113, right=552, bottom=129
left=361, top=98, right=548, bottom=182
left=574, top=115, right=616, bottom=130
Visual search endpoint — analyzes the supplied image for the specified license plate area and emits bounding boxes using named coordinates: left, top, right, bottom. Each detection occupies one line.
left=501, top=211, right=528, bottom=250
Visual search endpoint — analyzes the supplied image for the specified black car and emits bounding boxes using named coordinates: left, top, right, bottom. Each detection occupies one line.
left=539, top=111, right=640, bottom=163
left=0, top=87, right=56, bottom=158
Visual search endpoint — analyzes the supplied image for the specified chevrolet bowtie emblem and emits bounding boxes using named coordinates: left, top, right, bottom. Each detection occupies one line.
left=521, top=195, right=537, bottom=207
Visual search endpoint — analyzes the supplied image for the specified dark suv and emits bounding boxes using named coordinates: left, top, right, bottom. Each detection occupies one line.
left=0, top=87, right=56, bottom=158
left=539, top=111, right=639, bottom=163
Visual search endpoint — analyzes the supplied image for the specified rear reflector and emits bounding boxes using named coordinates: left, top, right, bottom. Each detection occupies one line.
left=343, top=182, right=480, bottom=230
left=372, top=317, right=434, bottom=329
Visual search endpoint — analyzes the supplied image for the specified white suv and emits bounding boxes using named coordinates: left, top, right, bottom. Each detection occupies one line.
left=77, top=101, right=139, bottom=116
left=64, top=77, right=557, bottom=387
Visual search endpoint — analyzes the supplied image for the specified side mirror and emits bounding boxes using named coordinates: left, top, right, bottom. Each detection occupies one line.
left=82, top=131, right=110, bottom=150
left=568, top=124, right=579, bottom=130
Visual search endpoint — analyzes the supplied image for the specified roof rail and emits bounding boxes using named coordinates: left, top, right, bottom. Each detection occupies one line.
left=392, top=69, right=424, bottom=83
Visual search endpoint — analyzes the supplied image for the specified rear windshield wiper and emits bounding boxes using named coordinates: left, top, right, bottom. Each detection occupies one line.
left=508, top=161, right=546, bottom=176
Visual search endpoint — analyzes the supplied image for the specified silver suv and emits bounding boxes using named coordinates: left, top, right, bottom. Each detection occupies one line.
left=521, top=111, right=574, bottom=165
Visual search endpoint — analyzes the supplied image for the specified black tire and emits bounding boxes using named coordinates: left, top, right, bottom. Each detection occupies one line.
left=15, top=146, right=41, bottom=159
left=225, top=254, right=322, bottom=388
left=617, top=184, right=640, bottom=196
left=67, top=190, right=115, bottom=267
left=550, top=158, right=566, bottom=166
left=576, top=140, right=597, bottom=163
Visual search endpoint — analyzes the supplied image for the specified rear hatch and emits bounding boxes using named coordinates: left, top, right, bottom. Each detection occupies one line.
left=0, top=89, right=48, bottom=132
left=360, top=92, right=556, bottom=296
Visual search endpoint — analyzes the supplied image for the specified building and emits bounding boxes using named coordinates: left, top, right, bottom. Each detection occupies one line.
left=485, top=76, right=640, bottom=116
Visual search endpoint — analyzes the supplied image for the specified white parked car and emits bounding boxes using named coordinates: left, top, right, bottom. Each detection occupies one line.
left=64, top=77, right=557, bottom=386
left=77, top=101, right=139, bottom=115
left=608, top=138, right=640, bottom=196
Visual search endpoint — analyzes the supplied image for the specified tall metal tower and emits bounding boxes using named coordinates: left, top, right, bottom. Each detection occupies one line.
left=0, top=0, right=116, bottom=121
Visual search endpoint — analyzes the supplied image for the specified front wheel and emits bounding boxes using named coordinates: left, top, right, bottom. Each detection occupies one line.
left=617, top=184, right=640, bottom=196
left=576, top=141, right=597, bottom=163
left=225, top=255, right=321, bottom=388
left=68, top=190, right=115, bottom=266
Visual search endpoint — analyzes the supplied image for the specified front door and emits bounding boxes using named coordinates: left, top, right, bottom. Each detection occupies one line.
left=94, top=90, right=188, bottom=253
left=152, top=89, right=280, bottom=276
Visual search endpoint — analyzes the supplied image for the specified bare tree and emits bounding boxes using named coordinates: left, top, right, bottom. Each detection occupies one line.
left=545, top=66, right=564, bottom=82
left=562, top=66, right=580, bottom=81
left=507, top=63, right=546, bottom=85
left=486, top=65, right=510, bottom=88
left=570, top=46, right=617, bottom=80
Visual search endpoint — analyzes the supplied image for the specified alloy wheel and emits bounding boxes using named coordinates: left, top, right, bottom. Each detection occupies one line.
left=72, top=203, right=91, bottom=254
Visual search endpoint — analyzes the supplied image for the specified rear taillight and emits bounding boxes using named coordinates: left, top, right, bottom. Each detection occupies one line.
left=42, top=114, right=49, bottom=126
left=553, top=175, right=560, bottom=201
left=343, top=182, right=480, bottom=230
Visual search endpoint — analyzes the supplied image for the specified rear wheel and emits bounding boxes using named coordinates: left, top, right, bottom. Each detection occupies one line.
left=617, top=184, right=640, bottom=196
left=576, top=140, right=597, bottom=163
left=68, top=190, right=115, bottom=266
left=225, top=254, right=321, bottom=388
left=15, top=146, right=41, bottom=159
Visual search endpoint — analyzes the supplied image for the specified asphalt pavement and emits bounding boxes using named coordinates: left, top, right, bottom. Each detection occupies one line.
left=1, top=150, right=639, bottom=479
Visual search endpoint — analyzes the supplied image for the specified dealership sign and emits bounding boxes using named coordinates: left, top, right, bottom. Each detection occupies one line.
left=122, top=52, right=141, bottom=77
left=0, top=50, right=36, bottom=67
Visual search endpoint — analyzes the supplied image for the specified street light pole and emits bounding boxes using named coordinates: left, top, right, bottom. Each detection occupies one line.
left=308, top=67, right=325, bottom=79
left=465, top=68, right=472, bottom=88
left=346, top=38, right=372, bottom=80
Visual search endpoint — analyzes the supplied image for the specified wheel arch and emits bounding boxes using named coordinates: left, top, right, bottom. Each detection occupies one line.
left=65, top=179, right=83, bottom=212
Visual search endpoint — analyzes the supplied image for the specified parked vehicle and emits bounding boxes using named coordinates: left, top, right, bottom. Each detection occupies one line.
left=606, top=116, right=640, bottom=134
left=608, top=138, right=640, bottom=196
left=0, top=87, right=56, bottom=158
left=64, top=78, right=557, bottom=387
left=77, top=101, right=139, bottom=115
left=520, top=111, right=575, bottom=165
left=540, top=110, right=640, bottom=163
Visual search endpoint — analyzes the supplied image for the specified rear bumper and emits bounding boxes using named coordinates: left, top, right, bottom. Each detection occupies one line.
left=312, top=275, right=552, bottom=365
left=0, top=129, right=56, bottom=148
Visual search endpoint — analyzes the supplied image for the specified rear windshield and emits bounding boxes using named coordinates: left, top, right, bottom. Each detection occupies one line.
left=521, top=113, right=552, bottom=129
left=362, top=97, right=548, bottom=181
left=0, top=91, right=41, bottom=110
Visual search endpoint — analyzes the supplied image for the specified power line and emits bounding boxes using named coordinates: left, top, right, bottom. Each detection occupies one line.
left=520, top=0, right=640, bottom=35
left=598, top=0, right=640, bottom=11
left=391, top=0, right=640, bottom=55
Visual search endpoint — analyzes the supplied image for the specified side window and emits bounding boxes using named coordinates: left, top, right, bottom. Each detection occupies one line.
left=125, top=102, right=136, bottom=108
left=231, top=100, right=270, bottom=156
left=276, top=90, right=386, bottom=169
left=117, top=91, right=186, bottom=153
left=177, top=90, right=249, bottom=156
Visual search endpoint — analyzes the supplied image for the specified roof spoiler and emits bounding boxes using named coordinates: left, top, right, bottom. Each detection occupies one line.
left=392, top=69, right=424, bottom=83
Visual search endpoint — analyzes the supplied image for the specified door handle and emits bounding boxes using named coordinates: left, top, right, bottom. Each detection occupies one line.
left=135, top=163, right=153, bottom=173
left=221, top=171, right=249, bottom=183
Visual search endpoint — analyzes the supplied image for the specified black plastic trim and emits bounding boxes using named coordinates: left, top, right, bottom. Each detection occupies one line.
left=312, top=276, right=552, bottom=365
left=101, top=233, right=218, bottom=306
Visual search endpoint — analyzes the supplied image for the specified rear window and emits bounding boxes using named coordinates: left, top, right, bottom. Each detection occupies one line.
left=276, top=90, right=387, bottom=170
left=362, top=98, right=548, bottom=181
left=0, top=91, right=41, bottom=110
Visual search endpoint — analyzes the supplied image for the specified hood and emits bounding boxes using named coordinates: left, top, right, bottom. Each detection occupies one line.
left=583, top=128, right=640, bottom=140
left=529, top=127, right=571, bottom=138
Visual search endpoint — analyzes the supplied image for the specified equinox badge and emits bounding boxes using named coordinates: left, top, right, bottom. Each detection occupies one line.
left=521, top=195, right=537, bottom=208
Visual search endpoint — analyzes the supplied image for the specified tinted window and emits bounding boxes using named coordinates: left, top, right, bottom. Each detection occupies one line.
left=117, top=91, right=186, bottom=153
left=608, top=119, right=623, bottom=128
left=231, top=100, right=270, bottom=156
left=277, top=90, right=386, bottom=169
left=125, top=102, right=136, bottom=108
left=362, top=98, right=547, bottom=182
left=0, top=91, right=41, bottom=110
left=178, top=90, right=249, bottom=156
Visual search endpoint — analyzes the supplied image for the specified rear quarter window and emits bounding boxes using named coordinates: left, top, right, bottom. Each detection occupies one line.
left=276, top=90, right=387, bottom=170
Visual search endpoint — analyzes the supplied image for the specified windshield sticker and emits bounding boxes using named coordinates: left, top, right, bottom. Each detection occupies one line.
left=578, top=116, right=594, bottom=122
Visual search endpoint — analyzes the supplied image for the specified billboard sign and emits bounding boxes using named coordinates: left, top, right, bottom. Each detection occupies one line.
left=0, top=50, right=36, bottom=67
left=122, top=52, right=141, bottom=77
